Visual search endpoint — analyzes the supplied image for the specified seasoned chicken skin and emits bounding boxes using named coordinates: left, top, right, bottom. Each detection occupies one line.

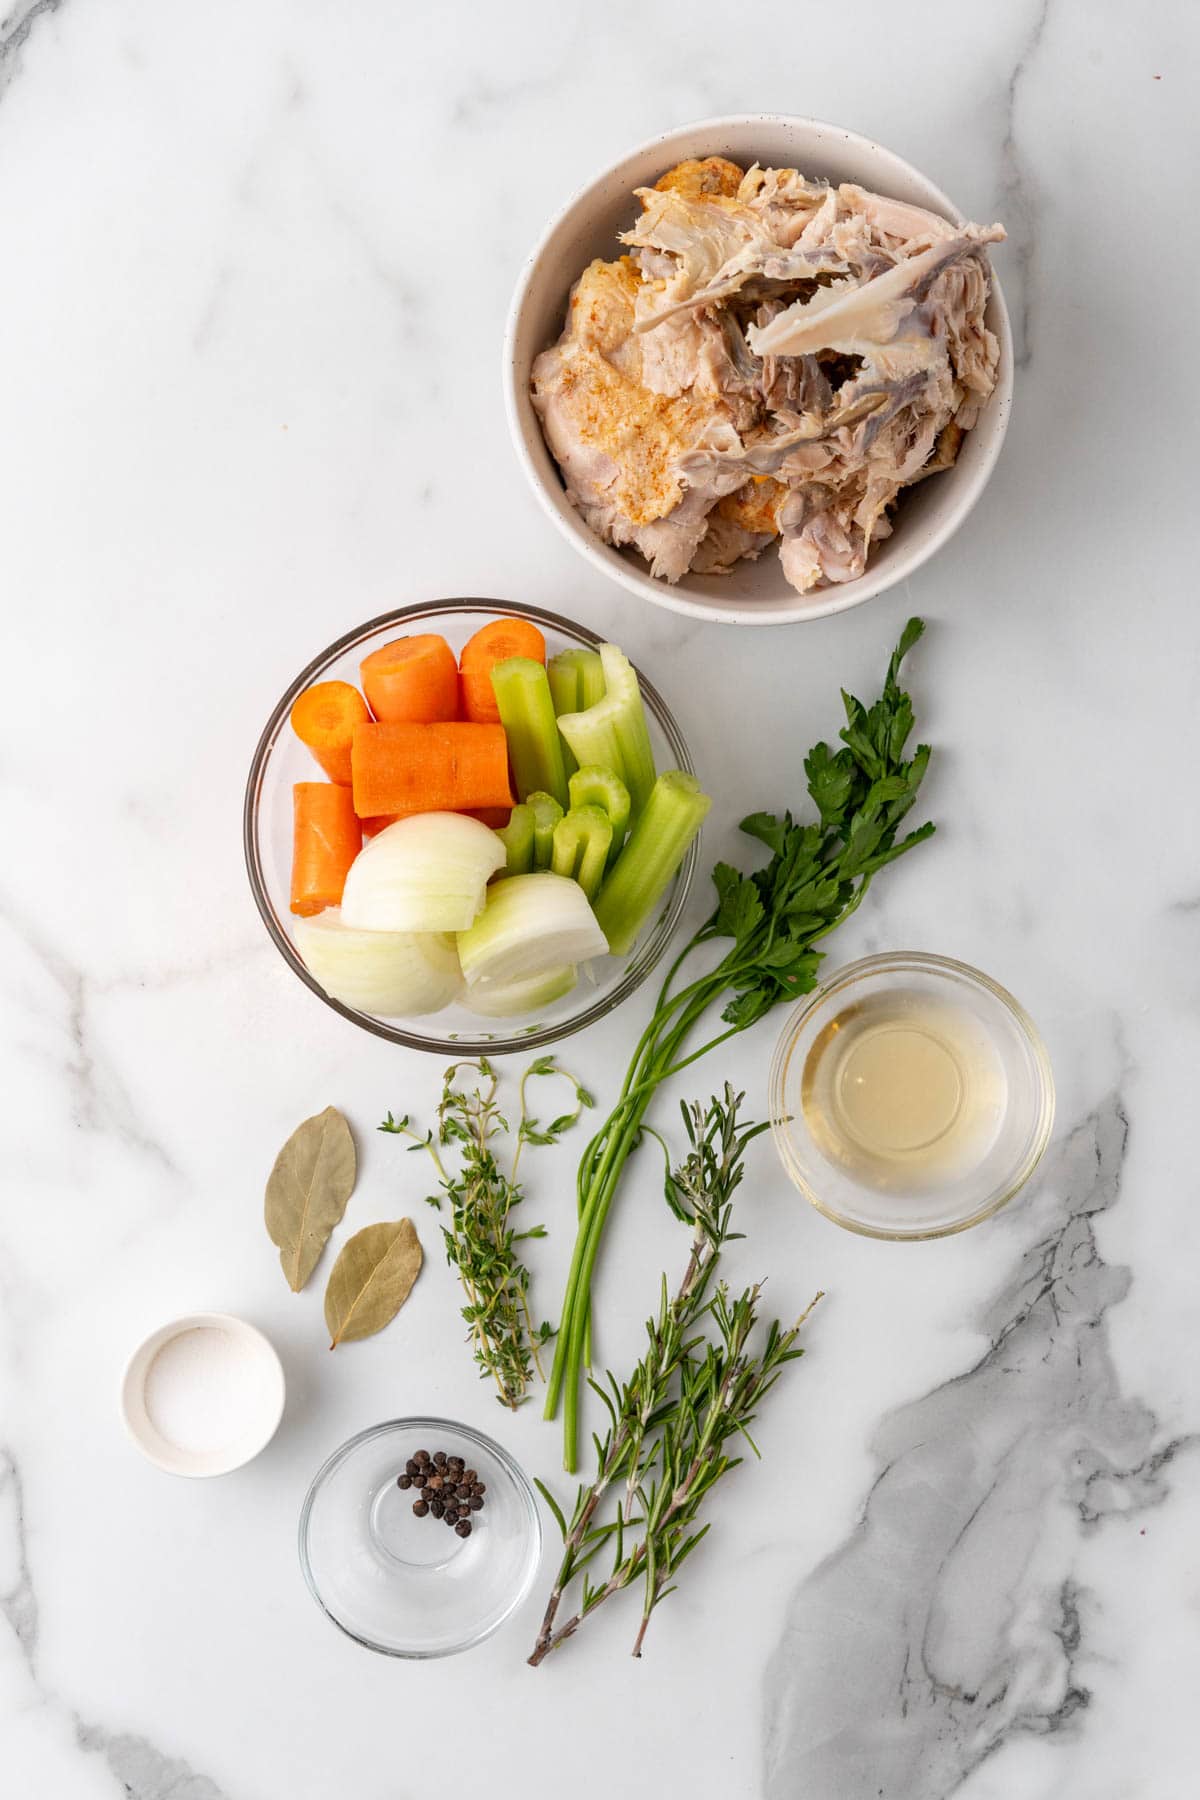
left=530, top=160, right=1005, bottom=596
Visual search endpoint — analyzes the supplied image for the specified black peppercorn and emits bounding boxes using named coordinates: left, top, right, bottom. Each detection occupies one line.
left=397, top=1473, right=412, bottom=1491
left=412, top=1499, right=430, bottom=1518
left=468, top=1495, right=483, bottom=1511
left=414, top=1449, right=431, bottom=1468
left=412, top=1471, right=427, bottom=1488
left=426, top=1474, right=443, bottom=1493
left=455, top=1519, right=472, bottom=1538
left=462, top=1469, right=477, bottom=1485
left=472, top=1482, right=486, bottom=1497
left=430, top=1497, right=445, bottom=1518
left=405, top=1458, right=419, bottom=1476
left=433, top=1451, right=448, bottom=1469
left=448, top=1456, right=464, bottom=1473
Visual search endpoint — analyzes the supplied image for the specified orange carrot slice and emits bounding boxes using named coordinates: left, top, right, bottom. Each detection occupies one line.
left=360, top=634, right=459, bottom=724
left=459, top=618, right=547, bottom=724
left=351, top=721, right=513, bottom=819
left=290, top=783, right=362, bottom=916
left=290, top=682, right=370, bottom=785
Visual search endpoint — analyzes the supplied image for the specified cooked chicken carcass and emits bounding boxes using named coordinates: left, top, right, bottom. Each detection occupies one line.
left=529, top=159, right=1005, bottom=598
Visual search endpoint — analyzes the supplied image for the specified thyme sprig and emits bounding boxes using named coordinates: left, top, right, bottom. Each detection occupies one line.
left=529, top=1088, right=819, bottom=1666
left=381, top=1056, right=592, bottom=1410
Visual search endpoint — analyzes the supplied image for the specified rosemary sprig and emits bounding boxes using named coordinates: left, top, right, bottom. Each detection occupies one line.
left=380, top=1056, right=592, bottom=1410
left=529, top=1088, right=819, bottom=1665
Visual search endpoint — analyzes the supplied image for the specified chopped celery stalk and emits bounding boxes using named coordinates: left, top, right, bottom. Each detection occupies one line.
left=547, top=648, right=606, bottom=716
left=457, top=872, right=608, bottom=987
left=526, top=791, right=564, bottom=869
left=568, top=765, right=631, bottom=865
left=497, top=803, right=534, bottom=877
left=555, top=643, right=656, bottom=815
left=551, top=805, right=614, bottom=903
left=491, top=657, right=569, bottom=807
left=465, top=963, right=577, bottom=1018
left=579, top=653, right=607, bottom=711
left=594, top=770, right=711, bottom=957
left=547, top=649, right=605, bottom=779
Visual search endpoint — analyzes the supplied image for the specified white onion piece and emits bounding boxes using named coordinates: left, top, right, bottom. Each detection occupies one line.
left=341, top=812, right=505, bottom=934
left=465, top=964, right=577, bottom=1018
left=293, top=909, right=463, bottom=1017
left=457, top=872, right=607, bottom=987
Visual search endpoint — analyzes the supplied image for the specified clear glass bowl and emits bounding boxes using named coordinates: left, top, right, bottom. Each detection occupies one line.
left=244, top=598, right=698, bottom=1052
left=298, top=1418, right=541, bottom=1658
left=769, top=952, right=1055, bottom=1240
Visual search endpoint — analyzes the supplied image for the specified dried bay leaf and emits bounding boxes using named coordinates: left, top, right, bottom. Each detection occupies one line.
left=324, top=1219, right=423, bottom=1348
left=265, top=1106, right=356, bottom=1292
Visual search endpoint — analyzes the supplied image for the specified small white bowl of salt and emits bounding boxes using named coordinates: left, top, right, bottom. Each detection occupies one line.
left=121, top=1313, right=285, bottom=1477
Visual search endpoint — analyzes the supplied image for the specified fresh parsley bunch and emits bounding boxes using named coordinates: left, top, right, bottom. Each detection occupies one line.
left=545, top=619, right=935, bottom=1469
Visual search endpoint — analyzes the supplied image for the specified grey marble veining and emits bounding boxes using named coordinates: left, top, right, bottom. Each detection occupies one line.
left=0, top=0, right=64, bottom=98
left=995, top=0, right=1050, bottom=367
left=0, top=1445, right=231, bottom=1799
left=764, top=1090, right=1196, bottom=1798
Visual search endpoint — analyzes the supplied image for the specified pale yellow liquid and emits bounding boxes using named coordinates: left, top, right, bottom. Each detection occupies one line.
left=800, top=990, right=1007, bottom=1193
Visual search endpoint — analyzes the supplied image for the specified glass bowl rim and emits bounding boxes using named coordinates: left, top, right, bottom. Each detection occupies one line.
left=244, top=597, right=698, bottom=1053
left=297, top=1414, right=543, bottom=1659
left=768, top=949, right=1056, bottom=1241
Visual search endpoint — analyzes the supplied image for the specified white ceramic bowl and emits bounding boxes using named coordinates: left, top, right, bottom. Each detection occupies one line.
left=505, top=114, right=1012, bottom=627
left=121, top=1313, right=286, bottom=1477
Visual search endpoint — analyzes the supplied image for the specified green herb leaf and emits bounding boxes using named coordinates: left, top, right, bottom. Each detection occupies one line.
left=713, top=874, right=763, bottom=942
left=323, top=1218, right=422, bottom=1347
left=534, top=1476, right=569, bottom=1541
left=265, top=1106, right=356, bottom=1292
left=739, top=811, right=788, bottom=854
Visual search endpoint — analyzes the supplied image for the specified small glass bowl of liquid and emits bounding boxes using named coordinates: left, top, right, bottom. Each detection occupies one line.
left=769, top=952, right=1054, bottom=1239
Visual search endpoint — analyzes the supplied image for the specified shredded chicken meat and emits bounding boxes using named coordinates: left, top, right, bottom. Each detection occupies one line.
left=531, top=158, right=1005, bottom=596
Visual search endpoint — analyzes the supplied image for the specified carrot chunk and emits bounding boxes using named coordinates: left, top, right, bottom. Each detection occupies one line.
left=290, top=782, right=362, bottom=916
left=459, top=617, right=547, bottom=724
left=351, top=721, right=513, bottom=819
left=360, top=634, right=459, bottom=723
left=290, top=682, right=370, bottom=784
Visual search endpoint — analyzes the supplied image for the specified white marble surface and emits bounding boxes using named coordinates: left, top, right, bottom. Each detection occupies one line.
left=2, top=2, right=1197, bottom=1795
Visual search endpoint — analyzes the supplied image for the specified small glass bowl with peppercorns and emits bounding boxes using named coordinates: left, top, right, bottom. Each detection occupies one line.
left=298, top=1417, right=541, bottom=1657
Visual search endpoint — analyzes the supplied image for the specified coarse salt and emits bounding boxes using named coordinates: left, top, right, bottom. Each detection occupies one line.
left=143, top=1325, right=275, bottom=1457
